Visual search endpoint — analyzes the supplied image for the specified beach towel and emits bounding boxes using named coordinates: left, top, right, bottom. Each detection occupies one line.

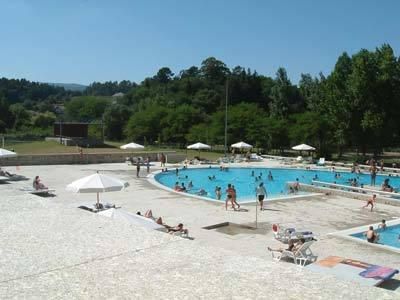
left=359, top=265, right=399, bottom=280
left=316, top=256, right=344, bottom=268
left=342, top=259, right=372, bottom=269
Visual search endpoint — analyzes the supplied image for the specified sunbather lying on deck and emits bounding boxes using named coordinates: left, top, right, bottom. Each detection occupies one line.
left=0, top=168, right=14, bottom=177
left=142, top=209, right=163, bottom=224
left=164, top=223, right=189, bottom=235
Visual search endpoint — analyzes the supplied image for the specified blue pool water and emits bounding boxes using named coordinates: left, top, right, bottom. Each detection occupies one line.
left=351, top=224, right=400, bottom=248
left=154, top=167, right=400, bottom=202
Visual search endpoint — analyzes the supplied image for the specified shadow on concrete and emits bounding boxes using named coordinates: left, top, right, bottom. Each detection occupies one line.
left=379, top=278, right=400, bottom=291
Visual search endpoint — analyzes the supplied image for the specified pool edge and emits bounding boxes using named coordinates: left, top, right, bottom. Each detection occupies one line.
left=328, top=218, right=400, bottom=254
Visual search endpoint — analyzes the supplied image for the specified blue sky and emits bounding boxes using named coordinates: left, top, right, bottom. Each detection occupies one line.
left=1, top=0, right=399, bottom=85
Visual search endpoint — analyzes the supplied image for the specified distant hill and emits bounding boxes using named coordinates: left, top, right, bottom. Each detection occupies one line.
left=48, top=83, right=87, bottom=92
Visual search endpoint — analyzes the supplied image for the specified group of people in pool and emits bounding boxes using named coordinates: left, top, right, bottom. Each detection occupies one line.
left=172, top=169, right=303, bottom=206
left=362, top=219, right=400, bottom=244
left=251, top=170, right=274, bottom=182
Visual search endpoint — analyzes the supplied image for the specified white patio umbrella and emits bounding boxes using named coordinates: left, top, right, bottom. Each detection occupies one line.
left=231, top=141, right=252, bottom=149
left=292, top=144, right=316, bottom=151
left=0, top=148, right=17, bottom=158
left=98, top=208, right=167, bottom=232
left=187, top=142, right=211, bottom=159
left=66, top=172, right=128, bottom=207
left=187, top=142, right=211, bottom=150
left=120, top=142, right=145, bottom=150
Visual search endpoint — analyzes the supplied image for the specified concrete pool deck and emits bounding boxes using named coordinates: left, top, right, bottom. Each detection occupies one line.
left=1, top=161, right=400, bottom=299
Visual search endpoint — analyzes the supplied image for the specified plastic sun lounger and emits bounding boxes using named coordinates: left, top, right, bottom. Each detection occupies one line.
left=30, top=189, right=56, bottom=195
left=0, top=176, right=9, bottom=182
left=317, top=157, right=325, bottom=166
left=307, top=256, right=399, bottom=287
left=272, top=225, right=315, bottom=244
left=270, top=241, right=317, bottom=267
left=20, top=187, right=56, bottom=195
left=3, top=175, right=28, bottom=181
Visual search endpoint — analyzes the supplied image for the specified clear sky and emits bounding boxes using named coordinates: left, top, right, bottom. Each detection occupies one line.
left=1, top=0, right=399, bottom=85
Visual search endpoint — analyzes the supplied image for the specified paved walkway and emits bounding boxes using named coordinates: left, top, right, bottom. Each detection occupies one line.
left=0, top=162, right=399, bottom=299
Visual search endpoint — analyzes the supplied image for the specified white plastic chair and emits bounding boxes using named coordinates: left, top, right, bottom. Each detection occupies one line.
left=270, top=241, right=317, bottom=267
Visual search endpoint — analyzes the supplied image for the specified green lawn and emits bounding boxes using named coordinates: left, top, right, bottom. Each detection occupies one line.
left=5, top=141, right=125, bottom=154
left=3, top=140, right=224, bottom=159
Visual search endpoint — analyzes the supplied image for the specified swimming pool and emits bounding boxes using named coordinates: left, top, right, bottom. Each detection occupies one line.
left=154, top=167, right=400, bottom=202
left=351, top=224, right=400, bottom=249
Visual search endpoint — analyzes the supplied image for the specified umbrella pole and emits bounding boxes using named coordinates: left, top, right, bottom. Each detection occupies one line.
left=97, top=192, right=99, bottom=208
left=255, top=197, right=258, bottom=228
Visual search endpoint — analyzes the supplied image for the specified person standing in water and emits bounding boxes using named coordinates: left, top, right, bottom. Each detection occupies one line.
left=370, top=163, right=377, bottom=186
left=256, top=182, right=267, bottom=211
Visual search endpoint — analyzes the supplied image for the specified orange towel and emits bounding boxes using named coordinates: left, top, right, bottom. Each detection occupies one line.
left=316, top=256, right=344, bottom=268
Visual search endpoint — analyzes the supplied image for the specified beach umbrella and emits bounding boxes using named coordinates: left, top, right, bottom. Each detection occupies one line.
left=0, top=148, right=17, bottom=167
left=98, top=208, right=167, bottom=232
left=0, top=148, right=17, bottom=158
left=292, top=144, right=315, bottom=151
left=66, top=172, right=128, bottom=207
left=120, top=142, right=145, bottom=150
left=187, top=142, right=211, bottom=159
left=231, top=141, right=252, bottom=149
left=187, top=142, right=211, bottom=150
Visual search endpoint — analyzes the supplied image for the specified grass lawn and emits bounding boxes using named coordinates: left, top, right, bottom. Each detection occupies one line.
left=3, top=140, right=224, bottom=160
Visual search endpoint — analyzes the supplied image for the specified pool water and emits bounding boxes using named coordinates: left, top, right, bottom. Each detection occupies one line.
left=154, top=167, right=400, bottom=202
left=351, top=224, right=400, bottom=248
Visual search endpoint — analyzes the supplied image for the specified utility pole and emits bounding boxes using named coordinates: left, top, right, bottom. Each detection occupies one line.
left=59, top=121, right=63, bottom=145
left=224, top=79, right=228, bottom=157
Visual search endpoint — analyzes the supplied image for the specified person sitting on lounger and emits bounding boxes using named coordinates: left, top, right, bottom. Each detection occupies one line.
left=267, top=238, right=305, bottom=253
left=33, top=176, right=47, bottom=190
left=365, top=226, right=379, bottom=243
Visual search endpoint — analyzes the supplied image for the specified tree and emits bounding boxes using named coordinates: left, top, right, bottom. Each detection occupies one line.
left=125, top=105, right=168, bottom=143
left=200, top=57, right=230, bottom=84
left=289, top=112, right=332, bottom=156
left=33, top=111, right=56, bottom=128
left=103, top=104, right=132, bottom=140
left=9, top=103, right=30, bottom=129
left=269, top=68, right=292, bottom=118
left=0, top=97, right=12, bottom=132
left=263, top=117, right=289, bottom=153
left=154, top=67, right=174, bottom=84
left=65, top=96, right=109, bottom=121
left=161, top=105, right=203, bottom=145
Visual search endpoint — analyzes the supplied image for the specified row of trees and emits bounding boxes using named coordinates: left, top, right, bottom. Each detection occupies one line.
left=105, top=45, right=400, bottom=157
left=0, top=44, right=399, bottom=158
